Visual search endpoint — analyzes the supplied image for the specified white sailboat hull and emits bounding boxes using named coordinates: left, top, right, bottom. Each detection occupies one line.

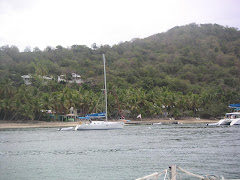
left=76, top=121, right=124, bottom=130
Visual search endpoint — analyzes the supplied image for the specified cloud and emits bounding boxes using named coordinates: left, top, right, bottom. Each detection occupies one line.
left=0, top=0, right=35, bottom=13
left=0, top=0, right=239, bottom=51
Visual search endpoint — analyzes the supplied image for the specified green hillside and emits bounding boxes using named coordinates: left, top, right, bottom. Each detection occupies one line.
left=0, top=23, right=240, bottom=120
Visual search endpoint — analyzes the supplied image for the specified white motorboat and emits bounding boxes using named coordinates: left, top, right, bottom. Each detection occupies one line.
left=207, top=112, right=240, bottom=126
left=76, top=54, right=124, bottom=130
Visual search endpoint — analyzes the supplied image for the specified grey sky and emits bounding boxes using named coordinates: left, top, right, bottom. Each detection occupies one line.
left=0, top=0, right=239, bottom=51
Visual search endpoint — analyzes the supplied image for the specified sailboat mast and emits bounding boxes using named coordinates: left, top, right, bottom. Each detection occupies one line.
left=103, top=54, right=108, bottom=121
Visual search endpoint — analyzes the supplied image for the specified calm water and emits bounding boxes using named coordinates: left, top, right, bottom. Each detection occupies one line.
left=0, top=124, right=240, bottom=180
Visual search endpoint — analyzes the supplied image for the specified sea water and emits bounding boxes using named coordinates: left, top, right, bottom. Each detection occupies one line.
left=0, top=124, right=239, bottom=180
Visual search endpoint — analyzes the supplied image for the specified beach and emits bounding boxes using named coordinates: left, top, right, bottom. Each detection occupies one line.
left=0, top=118, right=218, bottom=129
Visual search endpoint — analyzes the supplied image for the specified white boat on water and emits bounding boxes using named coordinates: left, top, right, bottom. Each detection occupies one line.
left=207, top=112, right=240, bottom=126
left=58, top=127, right=74, bottom=131
left=152, top=122, right=162, bottom=125
left=75, top=120, right=123, bottom=130
left=207, top=104, right=240, bottom=126
left=76, top=54, right=124, bottom=130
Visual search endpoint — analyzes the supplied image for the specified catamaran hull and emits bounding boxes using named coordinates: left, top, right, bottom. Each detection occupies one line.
left=76, top=121, right=124, bottom=130
left=207, top=106, right=240, bottom=126
left=230, top=119, right=240, bottom=126
left=207, top=119, right=235, bottom=126
left=217, top=119, right=232, bottom=125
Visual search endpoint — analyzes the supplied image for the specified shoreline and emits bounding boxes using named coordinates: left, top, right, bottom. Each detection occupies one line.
left=0, top=118, right=218, bottom=129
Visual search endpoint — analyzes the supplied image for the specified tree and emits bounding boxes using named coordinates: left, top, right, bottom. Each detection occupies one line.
left=24, top=46, right=32, bottom=52
left=91, top=43, right=98, bottom=50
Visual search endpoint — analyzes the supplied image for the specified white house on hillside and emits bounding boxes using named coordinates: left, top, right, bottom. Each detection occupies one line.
left=70, top=73, right=83, bottom=84
left=58, top=73, right=83, bottom=84
left=21, top=75, right=32, bottom=85
left=21, top=75, right=53, bottom=85
left=57, top=75, right=67, bottom=83
left=42, top=76, right=53, bottom=84
left=21, top=73, right=83, bottom=85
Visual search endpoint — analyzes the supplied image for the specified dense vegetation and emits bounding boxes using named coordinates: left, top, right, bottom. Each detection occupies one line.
left=0, top=23, right=240, bottom=121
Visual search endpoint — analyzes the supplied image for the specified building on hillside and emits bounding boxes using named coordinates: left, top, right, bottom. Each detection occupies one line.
left=58, top=73, right=83, bottom=84
left=21, top=73, right=82, bottom=85
left=21, top=75, right=53, bottom=85
left=42, top=76, right=53, bottom=85
left=57, top=75, right=67, bottom=83
left=21, top=75, right=32, bottom=85
left=70, top=73, right=83, bottom=84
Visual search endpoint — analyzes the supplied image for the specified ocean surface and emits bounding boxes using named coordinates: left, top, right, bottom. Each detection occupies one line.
left=0, top=123, right=240, bottom=180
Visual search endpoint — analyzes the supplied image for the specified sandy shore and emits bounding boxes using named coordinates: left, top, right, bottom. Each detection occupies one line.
left=128, top=118, right=218, bottom=124
left=0, top=118, right=218, bottom=129
left=0, top=121, right=79, bottom=129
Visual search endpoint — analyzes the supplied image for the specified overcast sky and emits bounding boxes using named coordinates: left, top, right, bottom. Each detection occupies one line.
left=0, top=0, right=239, bottom=51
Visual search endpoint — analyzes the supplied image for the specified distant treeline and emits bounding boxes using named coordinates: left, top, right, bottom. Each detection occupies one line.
left=0, top=23, right=240, bottom=120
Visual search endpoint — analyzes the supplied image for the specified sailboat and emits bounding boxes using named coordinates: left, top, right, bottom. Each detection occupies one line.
left=75, top=54, right=124, bottom=130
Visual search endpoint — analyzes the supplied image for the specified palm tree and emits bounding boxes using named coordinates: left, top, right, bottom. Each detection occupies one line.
left=0, top=78, right=16, bottom=120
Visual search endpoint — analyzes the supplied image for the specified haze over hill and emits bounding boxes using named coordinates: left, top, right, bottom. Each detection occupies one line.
left=0, top=23, right=240, bottom=120
left=1, top=0, right=239, bottom=51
